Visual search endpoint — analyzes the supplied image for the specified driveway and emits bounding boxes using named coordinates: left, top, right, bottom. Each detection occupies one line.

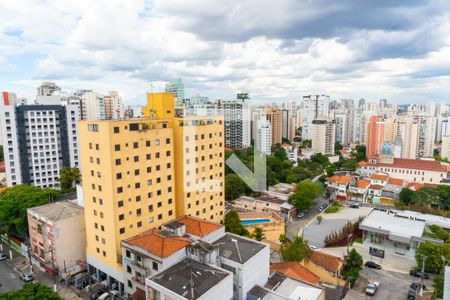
left=345, top=267, right=433, bottom=300
left=302, top=206, right=372, bottom=247
left=285, top=197, right=328, bottom=240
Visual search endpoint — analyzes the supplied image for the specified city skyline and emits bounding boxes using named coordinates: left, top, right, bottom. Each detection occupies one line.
left=1, top=1, right=450, bottom=105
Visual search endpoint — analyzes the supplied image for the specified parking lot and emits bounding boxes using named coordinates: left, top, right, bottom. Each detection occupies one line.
left=345, top=267, right=433, bottom=300
left=302, top=206, right=372, bottom=247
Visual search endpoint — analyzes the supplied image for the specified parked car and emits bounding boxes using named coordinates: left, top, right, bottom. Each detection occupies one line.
left=410, top=282, right=426, bottom=291
left=0, top=253, right=8, bottom=261
left=365, top=261, right=382, bottom=270
left=297, top=212, right=305, bottom=218
left=318, top=204, right=328, bottom=212
left=97, top=292, right=110, bottom=300
left=350, top=202, right=360, bottom=208
left=407, top=284, right=418, bottom=300
left=309, top=245, right=319, bottom=251
left=19, top=273, right=34, bottom=282
left=365, top=281, right=379, bottom=296
left=410, top=270, right=430, bottom=279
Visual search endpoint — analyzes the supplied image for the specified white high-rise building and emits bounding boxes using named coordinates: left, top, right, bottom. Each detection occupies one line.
left=281, top=109, right=290, bottom=141
left=37, top=82, right=61, bottom=96
left=219, top=95, right=251, bottom=148
left=255, top=119, right=272, bottom=155
left=83, top=92, right=106, bottom=120
left=0, top=104, right=79, bottom=188
left=165, top=78, right=185, bottom=104
left=396, top=116, right=420, bottom=159
left=418, top=116, right=436, bottom=158
left=301, top=95, right=330, bottom=139
left=334, top=112, right=350, bottom=145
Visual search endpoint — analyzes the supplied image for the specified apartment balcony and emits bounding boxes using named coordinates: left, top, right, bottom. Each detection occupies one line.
left=124, top=257, right=148, bottom=274
left=131, top=276, right=146, bottom=288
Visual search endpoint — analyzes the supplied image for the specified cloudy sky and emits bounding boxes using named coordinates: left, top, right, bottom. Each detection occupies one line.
left=1, top=0, right=450, bottom=105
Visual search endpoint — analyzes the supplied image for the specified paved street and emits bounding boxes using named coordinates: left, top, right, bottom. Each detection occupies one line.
left=345, top=267, right=433, bottom=300
left=285, top=197, right=328, bottom=240
left=0, top=260, right=23, bottom=293
left=302, top=206, right=372, bottom=247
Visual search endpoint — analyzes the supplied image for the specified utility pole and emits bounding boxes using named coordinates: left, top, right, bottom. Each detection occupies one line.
left=26, top=237, right=34, bottom=273
left=419, top=254, right=426, bottom=296
left=51, top=249, right=57, bottom=292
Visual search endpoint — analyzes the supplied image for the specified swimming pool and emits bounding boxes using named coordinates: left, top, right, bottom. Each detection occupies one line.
left=241, top=218, right=271, bottom=225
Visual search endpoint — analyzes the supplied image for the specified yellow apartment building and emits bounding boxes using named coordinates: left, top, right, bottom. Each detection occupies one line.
left=79, top=92, right=224, bottom=293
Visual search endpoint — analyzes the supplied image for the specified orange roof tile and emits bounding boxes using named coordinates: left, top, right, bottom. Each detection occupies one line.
left=371, top=173, right=389, bottom=181
left=369, top=184, right=384, bottom=190
left=125, top=229, right=190, bottom=258
left=364, top=158, right=449, bottom=172
left=328, top=175, right=352, bottom=185
left=309, top=251, right=342, bottom=273
left=357, top=179, right=370, bottom=188
left=170, top=215, right=223, bottom=237
left=270, top=262, right=320, bottom=285
left=387, top=178, right=404, bottom=186
left=406, top=182, right=424, bottom=191
left=358, top=161, right=369, bottom=166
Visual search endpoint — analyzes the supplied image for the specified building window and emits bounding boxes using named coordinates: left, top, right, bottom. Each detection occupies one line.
left=115, top=145, right=120, bottom=151
left=118, top=200, right=123, bottom=207
left=116, top=173, right=122, bottom=180
left=152, top=261, right=158, bottom=271
left=137, top=221, right=142, bottom=228
left=114, top=126, right=120, bottom=133
left=115, top=159, right=121, bottom=166
left=119, top=228, right=125, bottom=234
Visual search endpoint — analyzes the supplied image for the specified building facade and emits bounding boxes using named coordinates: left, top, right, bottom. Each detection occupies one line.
left=0, top=105, right=79, bottom=188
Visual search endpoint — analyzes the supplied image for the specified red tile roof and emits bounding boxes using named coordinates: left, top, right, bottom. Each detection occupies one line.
left=358, top=161, right=369, bottom=166
left=406, top=182, right=424, bottom=191
left=369, top=184, right=384, bottom=190
left=124, top=229, right=190, bottom=258
left=170, top=215, right=223, bottom=237
left=371, top=173, right=389, bottom=181
left=365, top=158, right=449, bottom=172
left=328, top=175, right=353, bottom=185
left=309, top=251, right=342, bottom=273
left=387, top=178, right=404, bottom=186
left=357, top=179, right=370, bottom=188
left=270, top=262, right=320, bottom=285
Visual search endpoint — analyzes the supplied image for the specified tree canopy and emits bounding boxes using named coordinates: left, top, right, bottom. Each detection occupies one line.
left=288, top=181, right=324, bottom=212
left=0, top=185, right=60, bottom=237
left=341, top=249, right=363, bottom=284
left=224, top=211, right=249, bottom=236
left=225, top=174, right=250, bottom=201
left=0, top=283, right=62, bottom=300
left=58, top=167, right=81, bottom=191
left=280, top=236, right=312, bottom=262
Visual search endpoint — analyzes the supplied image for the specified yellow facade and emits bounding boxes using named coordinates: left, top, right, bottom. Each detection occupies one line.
left=173, top=116, right=225, bottom=224
left=143, top=92, right=174, bottom=119
left=80, top=92, right=225, bottom=283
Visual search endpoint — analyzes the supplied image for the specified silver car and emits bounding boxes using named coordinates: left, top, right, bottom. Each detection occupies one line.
left=19, top=273, right=34, bottom=282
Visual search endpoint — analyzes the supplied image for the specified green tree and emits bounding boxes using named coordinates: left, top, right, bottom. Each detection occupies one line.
left=415, top=242, right=450, bottom=273
left=252, top=227, right=264, bottom=241
left=433, top=274, right=444, bottom=299
left=354, top=145, right=366, bottom=161
left=0, top=283, right=62, bottom=299
left=411, top=187, right=441, bottom=208
left=326, top=165, right=336, bottom=177
left=0, top=145, right=3, bottom=161
left=288, top=181, right=324, bottom=212
left=341, top=249, right=363, bottom=284
left=58, top=167, right=81, bottom=190
left=224, top=211, right=249, bottom=236
left=280, top=237, right=312, bottom=262
left=399, top=188, right=415, bottom=205
left=225, top=174, right=247, bottom=201
left=0, top=185, right=60, bottom=238
left=316, top=215, right=323, bottom=224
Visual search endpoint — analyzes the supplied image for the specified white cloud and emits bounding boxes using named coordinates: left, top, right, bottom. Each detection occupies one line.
left=0, top=0, right=449, bottom=104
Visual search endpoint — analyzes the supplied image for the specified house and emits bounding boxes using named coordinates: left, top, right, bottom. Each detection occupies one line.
left=27, top=201, right=86, bottom=280
left=238, top=211, right=285, bottom=242
left=367, top=184, right=384, bottom=204
left=370, top=173, right=389, bottom=186
left=357, top=158, right=450, bottom=185
left=327, top=175, right=353, bottom=200
left=247, top=272, right=325, bottom=300
left=300, top=251, right=345, bottom=286
left=121, top=216, right=224, bottom=297
left=233, top=195, right=296, bottom=221
left=213, top=233, right=270, bottom=300
left=270, top=262, right=320, bottom=285
left=146, top=258, right=233, bottom=300
left=380, top=178, right=405, bottom=206
left=348, top=179, right=370, bottom=202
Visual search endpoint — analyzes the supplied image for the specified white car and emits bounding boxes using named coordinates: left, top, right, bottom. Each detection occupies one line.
left=0, top=253, right=8, bottom=261
left=309, top=245, right=319, bottom=251
left=19, top=273, right=34, bottom=282
left=365, top=281, right=380, bottom=296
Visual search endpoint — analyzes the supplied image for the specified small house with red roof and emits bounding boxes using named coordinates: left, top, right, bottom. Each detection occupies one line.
left=327, top=175, right=353, bottom=200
